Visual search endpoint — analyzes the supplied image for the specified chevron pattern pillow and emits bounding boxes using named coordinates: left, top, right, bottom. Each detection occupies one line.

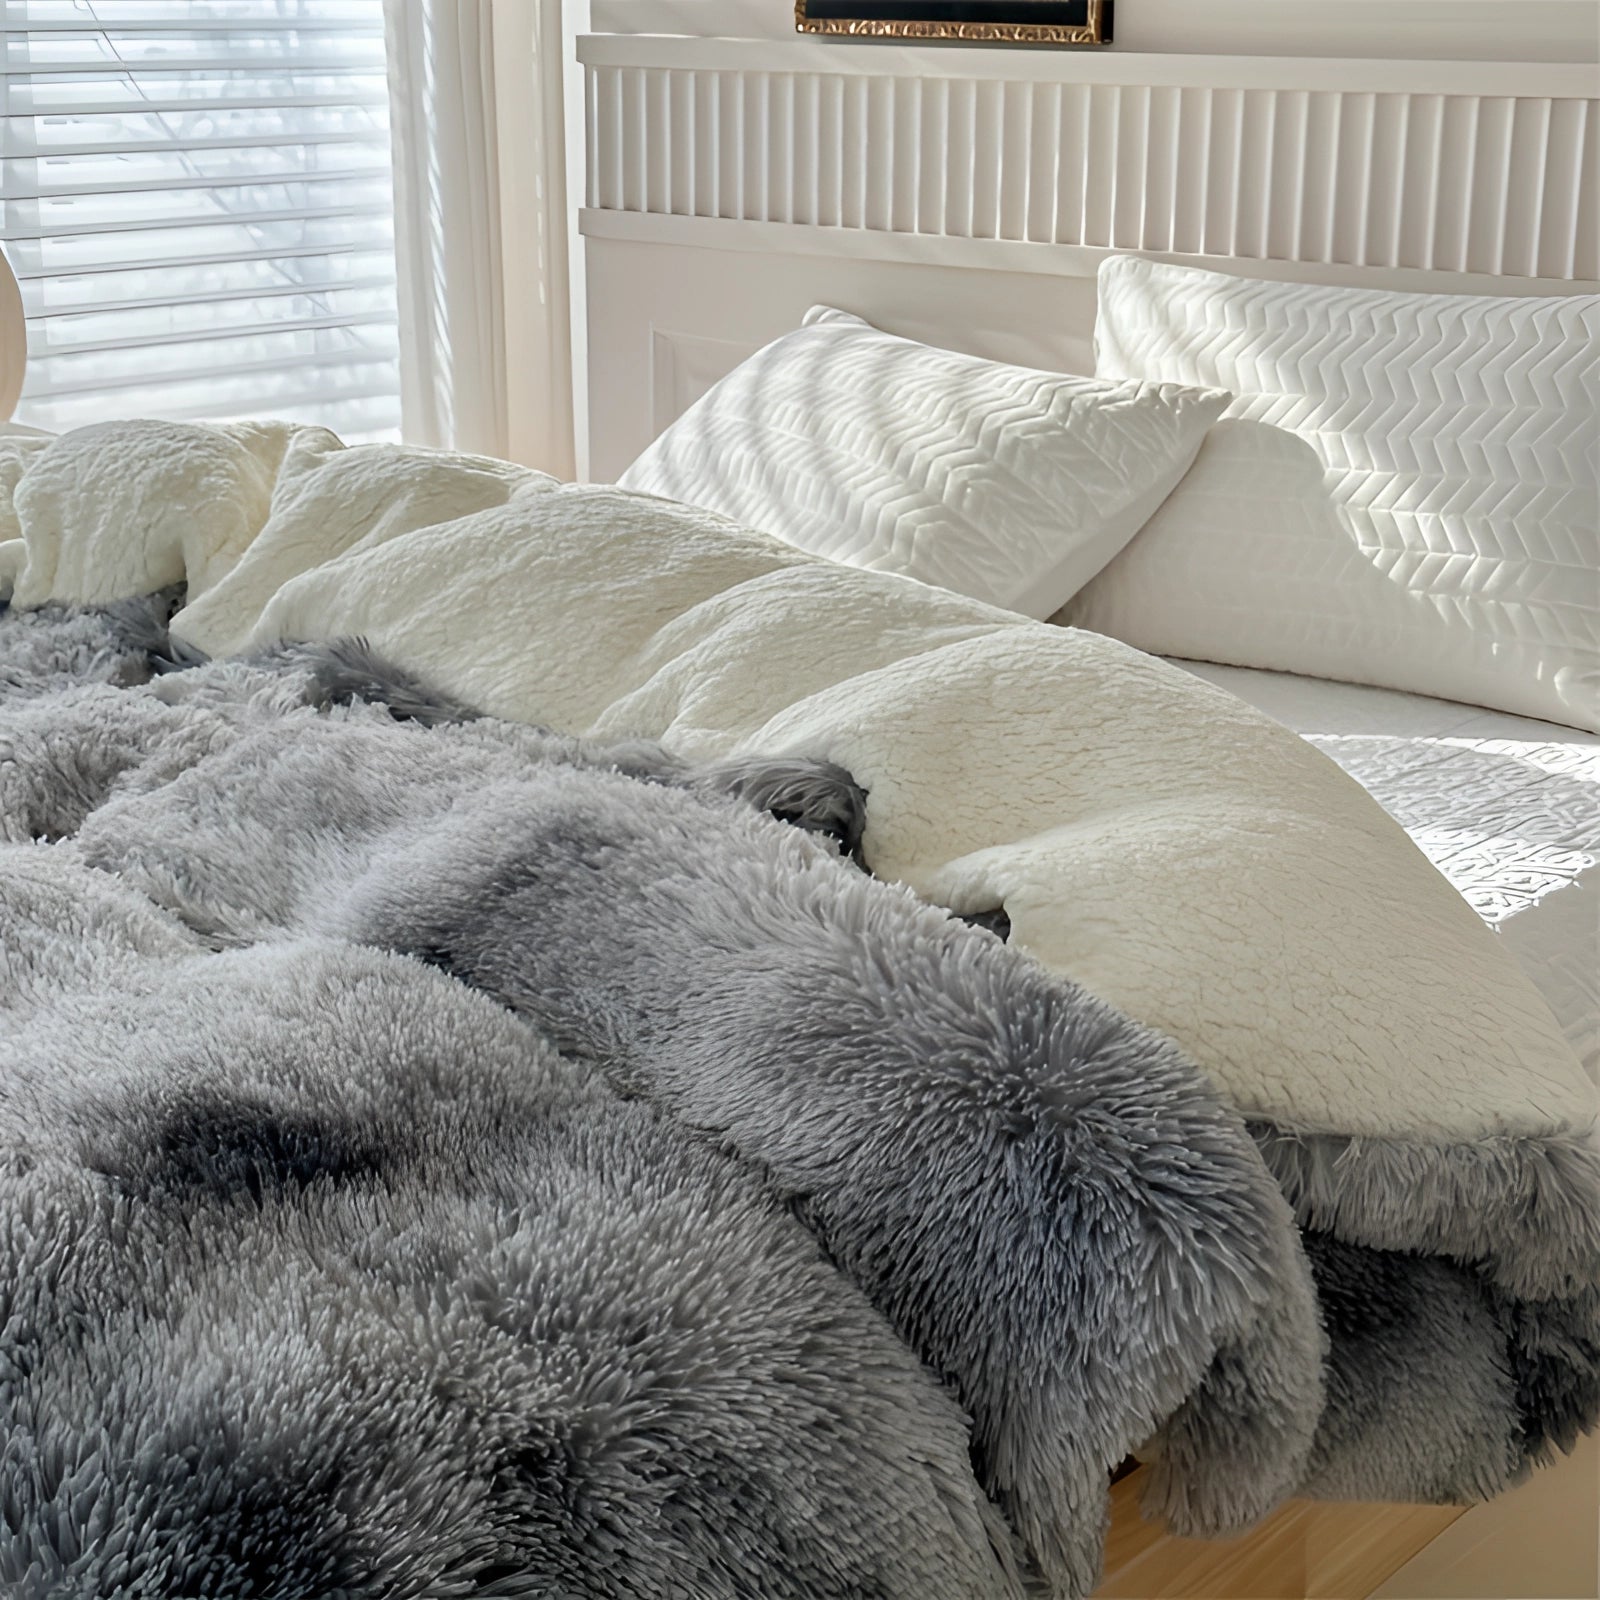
left=618, top=307, right=1227, bottom=619
left=1068, top=256, right=1599, bottom=732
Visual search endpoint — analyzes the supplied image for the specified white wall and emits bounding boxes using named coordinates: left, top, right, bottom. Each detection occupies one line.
left=589, top=0, right=1600, bottom=64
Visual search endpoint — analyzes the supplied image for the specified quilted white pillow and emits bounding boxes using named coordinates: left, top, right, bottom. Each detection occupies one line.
left=617, top=306, right=1227, bottom=619
left=1066, top=256, right=1600, bottom=732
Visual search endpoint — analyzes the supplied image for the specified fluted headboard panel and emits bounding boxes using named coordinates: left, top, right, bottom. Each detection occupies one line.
left=584, top=38, right=1597, bottom=279
left=575, top=28, right=1598, bottom=478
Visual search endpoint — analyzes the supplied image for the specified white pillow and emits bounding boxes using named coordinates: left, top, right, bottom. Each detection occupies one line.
left=617, top=307, right=1228, bottom=619
left=1065, top=256, right=1600, bottom=732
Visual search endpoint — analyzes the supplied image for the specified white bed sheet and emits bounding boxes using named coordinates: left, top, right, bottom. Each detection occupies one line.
left=1173, top=662, right=1600, bottom=1085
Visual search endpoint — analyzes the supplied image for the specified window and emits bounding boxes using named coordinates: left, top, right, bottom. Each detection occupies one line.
left=0, top=0, right=401, bottom=439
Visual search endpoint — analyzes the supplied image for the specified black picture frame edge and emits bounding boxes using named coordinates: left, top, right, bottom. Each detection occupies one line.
left=795, top=0, right=1113, bottom=47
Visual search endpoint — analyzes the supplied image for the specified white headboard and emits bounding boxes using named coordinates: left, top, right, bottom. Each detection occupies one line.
left=575, top=5, right=1600, bottom=480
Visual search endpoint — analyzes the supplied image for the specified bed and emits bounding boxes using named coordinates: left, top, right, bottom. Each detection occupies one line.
left=574, top=16, right=1599, bottom=1029
left=566, top=13, right=1599, bottom=1592
left=2, top=400, right=1596, bottom=1598
left=0, top=12, right=1597, bottom=1599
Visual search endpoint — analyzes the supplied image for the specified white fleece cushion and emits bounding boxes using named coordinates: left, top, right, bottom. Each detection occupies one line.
left=1066, top=256, right=1600, bottom=732
left=617, top=306, right=1227, bottom=619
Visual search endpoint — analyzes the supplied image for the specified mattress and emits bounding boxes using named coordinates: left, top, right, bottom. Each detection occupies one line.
left=1173, top=661, right=1600, bottom=1085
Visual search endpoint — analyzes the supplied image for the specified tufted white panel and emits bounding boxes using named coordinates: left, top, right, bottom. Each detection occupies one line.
left=1070, top=256, right=1600, bottom=732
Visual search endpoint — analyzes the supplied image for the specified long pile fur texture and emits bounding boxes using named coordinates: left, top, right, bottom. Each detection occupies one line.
left=1, top=597, right=1596, bottom=1598
left=2, top=936, right=1024, bottom=1599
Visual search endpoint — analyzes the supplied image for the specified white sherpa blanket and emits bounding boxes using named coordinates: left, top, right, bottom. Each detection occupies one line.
left=0, top=418, right=1593, bottom=1160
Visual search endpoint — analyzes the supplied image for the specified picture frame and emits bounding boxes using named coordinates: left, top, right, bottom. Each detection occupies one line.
left=795, top=1, right=1112, bottom=47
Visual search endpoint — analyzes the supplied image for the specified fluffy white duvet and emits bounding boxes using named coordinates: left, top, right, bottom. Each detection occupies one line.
left=2, top=418, right=1593, bottom=1151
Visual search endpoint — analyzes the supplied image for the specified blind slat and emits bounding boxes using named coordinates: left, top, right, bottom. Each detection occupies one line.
left=5, top=165, right=387, bottom=199
left=30, top=272, right=395, bottom=319
left=0, top=19, right=386, bottom=32
left=0, top=62, right=387, bottom=76
left=2, top=202, right=393, bottom=240
left=2, top=88, right=391, bottom=114
left=9, top=240, right=385, bottom=278
left=10, top=129, right=387, bottom=158
left=22, top=386, right=402, bottom=436
left=30, top=344, right=398, bottom=398
left=2, top=0, right=400, bottom=437
left=32, top=307, right=399, bottom=357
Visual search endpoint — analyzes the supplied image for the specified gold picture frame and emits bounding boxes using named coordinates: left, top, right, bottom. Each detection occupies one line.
left=796, top=1, right=1110, bottom=46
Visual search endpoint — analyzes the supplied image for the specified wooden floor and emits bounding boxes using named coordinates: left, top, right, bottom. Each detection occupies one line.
left=1093, top=1471, right=1463, bottom=1599
left=1093, top=1434, right=1600, bottom=1599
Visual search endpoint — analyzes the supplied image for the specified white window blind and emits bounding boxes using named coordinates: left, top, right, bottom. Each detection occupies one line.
left=0, top=0, right=401, bottom=439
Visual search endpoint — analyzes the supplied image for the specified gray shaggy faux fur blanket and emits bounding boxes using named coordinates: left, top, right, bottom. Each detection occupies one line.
left=1, top=596, right=1595, bottom=1599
